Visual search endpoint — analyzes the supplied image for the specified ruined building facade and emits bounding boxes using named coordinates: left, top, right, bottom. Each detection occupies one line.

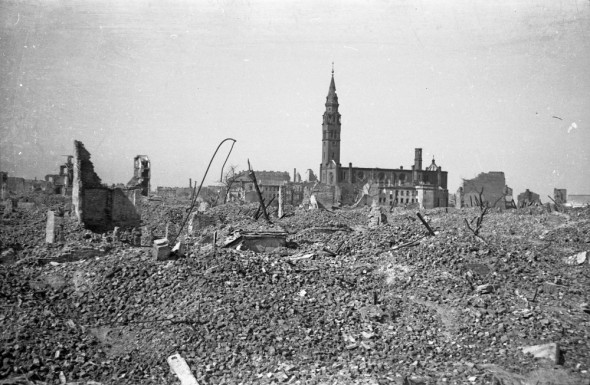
left=45, top=156, right=73, bottom=195
left=318, top=70, right=448, bottom=208
left=72, top=140, right=140, bottom=231
left=231, top=171, right=291, bottom=205
left=457, top=171, right=514, bottom=209
left=126, top=155, right=151, bottom=196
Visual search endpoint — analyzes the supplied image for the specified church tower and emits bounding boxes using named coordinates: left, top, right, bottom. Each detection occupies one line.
left=320, top=65, right=342, bottom=185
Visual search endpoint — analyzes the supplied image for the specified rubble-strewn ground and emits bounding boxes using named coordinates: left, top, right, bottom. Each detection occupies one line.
left=1, top=195, right=589, bottom=385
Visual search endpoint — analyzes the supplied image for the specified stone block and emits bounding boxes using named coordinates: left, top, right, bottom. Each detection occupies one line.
left=563, top=251, right=587, bottom=265
left=242, top=236, right=286, bottom=252
left=188, top=212, right=216, bottom=234
left=172, top=241, right=185, bottom=257
left=167, top=354, right=198, bottom=385
left=521, top=342, right=560, bottom=364
left=3, top=199, right=14, bottom=214
left=310, top=195, right=318, bottom=209
left=153, top=239, right=171, bottom=261
left=543, top=282, right=562, bottom=294
left=198, top=201, right=210, bottom=212
left=17, top=201, right=35, bottom=210
left=224, top=231, right=287, bottom=253
left=113, top=227, right=120, bottom=241
left=0, top=249, right=16, bottom=265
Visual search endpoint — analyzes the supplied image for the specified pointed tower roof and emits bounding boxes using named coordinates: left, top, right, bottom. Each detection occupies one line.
left=326, top=63, right=338, bottom=105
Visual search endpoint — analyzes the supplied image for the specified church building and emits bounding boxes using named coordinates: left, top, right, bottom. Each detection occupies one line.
left=318, top=69, right=449, bottom=208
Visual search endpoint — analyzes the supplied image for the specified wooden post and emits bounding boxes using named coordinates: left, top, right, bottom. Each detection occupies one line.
left=247, top=159, right=270, bottom=223
left=416, top=212, right=435, bottom=236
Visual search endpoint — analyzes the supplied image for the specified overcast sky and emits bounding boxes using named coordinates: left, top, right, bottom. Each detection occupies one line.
left=1, top=0, right=589, bottom=199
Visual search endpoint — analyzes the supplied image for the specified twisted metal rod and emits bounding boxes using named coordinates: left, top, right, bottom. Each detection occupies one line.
left=171, top=138, right=236, bottom=245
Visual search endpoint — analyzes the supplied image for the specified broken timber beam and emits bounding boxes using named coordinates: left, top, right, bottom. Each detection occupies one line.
left=416, top=212, right=436, bottom=236
left=247, top=159, right=271, bottom=223
left=255, top=196, right=276, bottom=220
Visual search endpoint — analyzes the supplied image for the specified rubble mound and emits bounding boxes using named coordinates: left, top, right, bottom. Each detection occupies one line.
left=1, top=199, right=589, bottom=385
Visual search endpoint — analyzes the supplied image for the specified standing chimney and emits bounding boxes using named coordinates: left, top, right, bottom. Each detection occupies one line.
left=414, top=148, right=422, bottom=170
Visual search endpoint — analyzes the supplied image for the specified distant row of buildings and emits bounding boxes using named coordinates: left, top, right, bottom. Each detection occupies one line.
left=2, top=69, right=588, bottom=210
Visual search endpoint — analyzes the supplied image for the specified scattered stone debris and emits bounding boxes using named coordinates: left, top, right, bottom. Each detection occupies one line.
left=1, top=192, right=589, bottom=385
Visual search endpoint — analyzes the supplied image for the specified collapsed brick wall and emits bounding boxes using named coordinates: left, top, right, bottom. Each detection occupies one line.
left=554, top=189, right=567, bottom=204
left=462, top=171, right=506, bottom=208
left=568, top=195, right=590, bottom=206
left=156, top=187, right=193, bottom=198
left=75, top=141, right=102, bottom=188
left=112, top=189, right=141, bottom=225
left=306, top=183, right=340, bottom=208
left=5, top=177, right=25, bottom=195
left=73, top=140, right=140, bottom=232
left=339, top=183, right=364, bottom=206
left=517, top=189, right=541, bottom=207
left=188, top=212, right=218, bottom=234
left=252, top=171, right=290, bottom=185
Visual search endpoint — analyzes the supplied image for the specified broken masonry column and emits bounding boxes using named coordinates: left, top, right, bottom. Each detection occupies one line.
left=46, top=210, right=56, bottom=243
left=455, top=187, right=463, bottom=209
left=46, top=210, right=66, bottom=243
left=278, top=185, right=284, bottom=218
left=3, top=199, right=14, bottom=215
left=554, top=188, right=567, bottom=205
left=141, top=225, right=151, bottom=246
left=188, top=212, right=198, bottom=235
left=369, top=199, right=386, bottom=228
left=132, top=227, right=142, bottom=246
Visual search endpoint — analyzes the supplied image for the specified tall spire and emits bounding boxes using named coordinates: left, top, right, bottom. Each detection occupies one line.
left=327, top=63, right=337, bottom=104
left=320, top=62, right=342, bottom=185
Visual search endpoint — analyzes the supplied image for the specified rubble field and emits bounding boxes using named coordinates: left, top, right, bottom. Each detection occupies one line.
left=1, top=196, right=589, bottom=385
